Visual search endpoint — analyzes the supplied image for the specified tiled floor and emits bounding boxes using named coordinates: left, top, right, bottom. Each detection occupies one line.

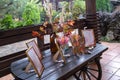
left=0, top=42, right=120, bottom=80
left=101, top=42, right=120, bottom=80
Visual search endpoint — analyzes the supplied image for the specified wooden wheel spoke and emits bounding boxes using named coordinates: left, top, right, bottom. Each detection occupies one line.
left=85, top=71, right=91, bottom=80
left=83, top=72, right=86, bottom=80
left=87, top=70, right=98, bottom=79
left=79, top=72, right=86, bottom=80
left=79, top=70, right=82, bottom=77
left=87, top=67, right=99, bottom=72
left=73, top=74, right=81, bottom=80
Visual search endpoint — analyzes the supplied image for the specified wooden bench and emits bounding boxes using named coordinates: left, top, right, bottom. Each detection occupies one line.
left=11, top=44, right=108, bottom=80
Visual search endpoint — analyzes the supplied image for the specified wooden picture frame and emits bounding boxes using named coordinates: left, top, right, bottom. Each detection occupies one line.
left=44, top=35, right=50, bottom=44
left=25, top=47, right=44, bottom=77
left=53, top=38, right=66, bottom=63
left=26, top=39, right=43, bottom=60
left=81, top=29, right=96, bottom=47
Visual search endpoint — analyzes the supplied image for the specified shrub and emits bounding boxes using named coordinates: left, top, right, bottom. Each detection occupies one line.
left=72, top=0, right=85, bottom=19
left=0, top=0, right=42, bottom=30
left=96, top=0, right=112, bottom=12
left=0, top=14, right=14, bottom=30
left=22, top=1, right=41, bottom=26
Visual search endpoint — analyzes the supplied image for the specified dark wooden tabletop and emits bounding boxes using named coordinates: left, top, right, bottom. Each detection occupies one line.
left=11, top=43, right=108, bottom=80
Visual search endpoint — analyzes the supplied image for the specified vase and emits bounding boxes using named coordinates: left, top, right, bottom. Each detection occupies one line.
left=50, top=33, right=58, bottom=55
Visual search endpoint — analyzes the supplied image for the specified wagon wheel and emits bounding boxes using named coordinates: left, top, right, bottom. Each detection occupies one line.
left=73, top=58, right=102, bottom=80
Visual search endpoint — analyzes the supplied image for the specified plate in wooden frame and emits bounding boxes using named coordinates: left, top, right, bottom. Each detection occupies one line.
left=81, top=29, right=96, bottom=47
left=25, top=47, right=44, bottom=77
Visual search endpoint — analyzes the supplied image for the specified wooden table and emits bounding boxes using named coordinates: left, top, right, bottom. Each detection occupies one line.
left=11, top=44, right=108, bottom=80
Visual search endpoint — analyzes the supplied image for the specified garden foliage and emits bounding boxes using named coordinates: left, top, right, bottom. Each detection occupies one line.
left=22, top=1, right=41, bottom=26
left=0, top=0, right=42, bottom=30
left=72, top=0, right=85, bottom=19
left=0, top=0, right=86, bottom=30
left=96, top=0, right=112, bottom=12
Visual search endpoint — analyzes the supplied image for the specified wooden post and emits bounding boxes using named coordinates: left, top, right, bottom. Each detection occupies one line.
left=85, top=0, right=96, bottom=15
left=85, top=0, right=101, bottom=43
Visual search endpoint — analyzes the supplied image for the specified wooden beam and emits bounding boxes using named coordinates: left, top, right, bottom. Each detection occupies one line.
left=85, top=0, right=100, bottom=43
left=85, top=0, right=96, bottom=15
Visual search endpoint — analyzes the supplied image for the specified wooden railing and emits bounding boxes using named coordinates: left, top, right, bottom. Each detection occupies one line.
left=0, top=18, right=101, bottom=77
left=0, top=25, right=41, bottom=77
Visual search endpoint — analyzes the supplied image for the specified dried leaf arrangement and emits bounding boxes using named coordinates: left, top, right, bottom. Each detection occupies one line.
left=43, top=0, right=53, bottom=24
left=70, top=33, right=85, bottom=55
